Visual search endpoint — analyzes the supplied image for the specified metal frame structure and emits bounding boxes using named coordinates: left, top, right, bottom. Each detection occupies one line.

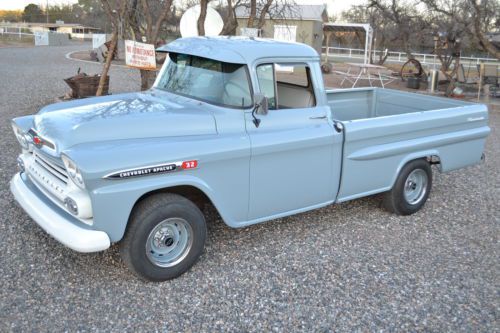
left=323, top=23, right=373, bottom=65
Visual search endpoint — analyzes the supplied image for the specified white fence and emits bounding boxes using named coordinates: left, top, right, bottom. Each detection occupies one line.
left=323, top=46, right=500, bottom=68
left=0, top=28, right=34, bottom=38
left=0, top=30, right=34, bottom=38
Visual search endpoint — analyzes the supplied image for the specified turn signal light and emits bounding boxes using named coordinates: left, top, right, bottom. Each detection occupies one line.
left=64, top=197, right=79, bottom=216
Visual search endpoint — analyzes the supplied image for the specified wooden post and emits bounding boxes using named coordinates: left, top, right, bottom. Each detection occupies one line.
left=325, top=31, right=331, bottom=63
left=96, top=31, right=117, bottom=97
left=477, top=63, right=483, bottom=100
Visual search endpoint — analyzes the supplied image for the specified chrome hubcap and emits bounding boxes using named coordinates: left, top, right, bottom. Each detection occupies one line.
left=146, top=218, right=193, bottom=267
left=404, top=169, right=428, bottom=205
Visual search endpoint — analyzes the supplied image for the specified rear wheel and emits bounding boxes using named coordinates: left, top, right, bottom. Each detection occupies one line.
left=120, top=193, right=206, bottom=281
left=383, top=159, right=432, bottom=215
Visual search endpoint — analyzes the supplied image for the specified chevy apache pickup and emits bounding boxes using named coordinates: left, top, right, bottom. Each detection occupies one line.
left=10, top=37, right=490, bottom=281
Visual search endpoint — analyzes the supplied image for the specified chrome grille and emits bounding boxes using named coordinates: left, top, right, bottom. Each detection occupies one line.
left=33, top=151, right=68, bottom=184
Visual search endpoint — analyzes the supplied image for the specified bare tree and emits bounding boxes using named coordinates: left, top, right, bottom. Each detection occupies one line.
left=470, top=0, right=499, bottom=59
left=247, top=0, right=257, bottom=27
left=197, top=0, right=209, bottom=35
left=217, top=0, right=296, bottom=35
left=97, top=0, right=127, bottom=96
left=257, top=0, right=274, bottom=29
left=220, top=0, right=240, bottom=35
left=421, top=0, right=499, bottom=59
left=126, top=0, right=175, bottom=90
left=368, top=0, right=421, bottom=59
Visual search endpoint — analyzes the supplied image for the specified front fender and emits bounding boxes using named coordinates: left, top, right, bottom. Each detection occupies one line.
left=91, top=173, right=241, bottom=242
left=64, top=130, right=251, bottom=242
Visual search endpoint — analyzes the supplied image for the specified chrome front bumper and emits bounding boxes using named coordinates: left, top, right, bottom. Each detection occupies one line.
left=10, top=173, right=110, bottom=253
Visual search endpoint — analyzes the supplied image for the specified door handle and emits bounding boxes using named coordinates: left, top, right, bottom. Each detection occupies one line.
left=309, top=115, right=327, bottom=120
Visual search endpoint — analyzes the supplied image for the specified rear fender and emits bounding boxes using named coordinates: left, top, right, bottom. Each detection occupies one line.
left=388, top=150, right=439, bottom=190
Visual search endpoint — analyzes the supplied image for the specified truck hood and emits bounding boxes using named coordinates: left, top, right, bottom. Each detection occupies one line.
left=33, top=91, right=217, bottom=153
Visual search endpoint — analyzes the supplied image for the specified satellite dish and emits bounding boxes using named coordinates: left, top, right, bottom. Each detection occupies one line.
left=180, top=5, right=223, bottom=38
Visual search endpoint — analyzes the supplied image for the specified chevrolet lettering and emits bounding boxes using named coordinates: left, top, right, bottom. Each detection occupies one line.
left=106, top=163, right=178, bottom=179
left=10, top=37, right=490, bottom=281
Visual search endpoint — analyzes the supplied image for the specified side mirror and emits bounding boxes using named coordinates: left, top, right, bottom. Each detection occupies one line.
left=254, top=93, right=268, bottom=115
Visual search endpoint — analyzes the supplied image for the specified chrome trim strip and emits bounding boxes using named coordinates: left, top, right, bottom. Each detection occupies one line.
left=103, top=161, right=197, bottom=180
left=467, top=117, right=485, bottom=122
left=34, top=152, right=68, bottom=183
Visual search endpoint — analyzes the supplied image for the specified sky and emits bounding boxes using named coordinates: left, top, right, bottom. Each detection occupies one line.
left=0, top=0, right=366, bottom=16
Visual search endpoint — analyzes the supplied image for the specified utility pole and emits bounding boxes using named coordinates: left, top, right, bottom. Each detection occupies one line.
left=46, top=0, right=49, bottom=24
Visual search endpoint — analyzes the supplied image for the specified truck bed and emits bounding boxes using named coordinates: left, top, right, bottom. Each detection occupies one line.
left=326, top=87, right=490, bottom=203
left=327, top=87, right=473, bottom=121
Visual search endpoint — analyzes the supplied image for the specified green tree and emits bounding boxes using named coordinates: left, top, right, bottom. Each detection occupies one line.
left=0, top=10, right=22, bottom=22
left=46, top=4, right=77, bottom=23
left=22, top=3, right=43, bottom=22
left=72, top=0, right=107, bottom=31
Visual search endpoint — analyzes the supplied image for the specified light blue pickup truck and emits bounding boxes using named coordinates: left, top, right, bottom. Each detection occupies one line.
left=10, top=37, right=490, bottom=281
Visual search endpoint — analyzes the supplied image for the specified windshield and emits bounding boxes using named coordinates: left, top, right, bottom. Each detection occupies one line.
left=155, top=53, right=253, bottom=108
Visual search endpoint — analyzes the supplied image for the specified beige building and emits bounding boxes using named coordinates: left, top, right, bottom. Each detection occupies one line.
left=0, top=22, right=100, bottom=40
left=235, top=4, right=328, bottom=54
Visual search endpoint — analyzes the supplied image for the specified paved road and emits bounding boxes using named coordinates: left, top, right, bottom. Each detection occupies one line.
left=1, top=43, right=498, bottom=332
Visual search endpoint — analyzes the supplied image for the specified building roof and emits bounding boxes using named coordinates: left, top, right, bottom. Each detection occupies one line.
left=157, top=36, right=319, bottom=64
left=487, top=32, right=500, bottom=48
left=323, top=23, right=373, bottom=34
left=235, top=4, right=328, bottom=22
left=0, top=22, right=99, bottom=30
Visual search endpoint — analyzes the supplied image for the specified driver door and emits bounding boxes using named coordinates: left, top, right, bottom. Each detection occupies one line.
left=245, top=62, right=342, bottom=221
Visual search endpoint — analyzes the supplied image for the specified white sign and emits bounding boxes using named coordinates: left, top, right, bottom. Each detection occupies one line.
left=240, top=28, right=260, bottom=38
left=125, top=40, right=156, bottom=70
left=273, top=25, right=297, bottom=42
left=92, top=34, right=107, bottom=49
left=34, top=31, right=48, bottom=46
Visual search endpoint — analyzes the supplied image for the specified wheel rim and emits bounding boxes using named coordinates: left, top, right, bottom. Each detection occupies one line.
left=146, top=218, right=193, bottom=268
left=403, top=169, right=428, bottom=205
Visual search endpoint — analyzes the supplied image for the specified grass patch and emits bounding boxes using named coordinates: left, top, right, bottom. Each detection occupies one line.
left=0, top=34, right=34, bottom=47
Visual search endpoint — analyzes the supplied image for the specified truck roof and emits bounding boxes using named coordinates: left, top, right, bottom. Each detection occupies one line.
left=157, top=36, right=319, bottom=64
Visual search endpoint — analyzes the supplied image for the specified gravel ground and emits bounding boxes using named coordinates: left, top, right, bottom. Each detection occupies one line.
left=0, top=43, right=498, bottom=332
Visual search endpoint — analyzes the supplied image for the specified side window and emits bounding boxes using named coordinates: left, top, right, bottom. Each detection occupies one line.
left=256, top=64, right=277, bottom=110
left=256, top=63, right=316, bottom=110
left=275, top=64, right=309, bottom=87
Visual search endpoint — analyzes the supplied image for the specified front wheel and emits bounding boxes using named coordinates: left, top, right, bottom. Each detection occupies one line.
left=120, top=193, right=206, bottom=281
left=383, top=159, right=432, bottom=215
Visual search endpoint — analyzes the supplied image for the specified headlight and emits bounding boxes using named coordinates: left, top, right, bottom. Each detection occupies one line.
left=61, top=155, right=85, bottom=189
left=12, top=123, right=29, bottom=150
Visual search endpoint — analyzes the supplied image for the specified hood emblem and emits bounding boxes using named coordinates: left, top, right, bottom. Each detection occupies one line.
left=28, top=129, right=56, bottom=150
left=33, top=136, right=43, bottom=147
